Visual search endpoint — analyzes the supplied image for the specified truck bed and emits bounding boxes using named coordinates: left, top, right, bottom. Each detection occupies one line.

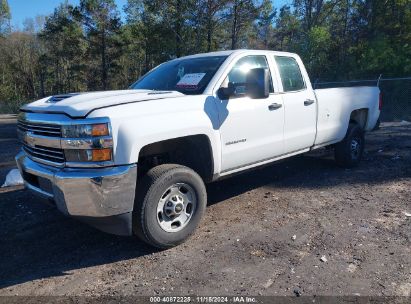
left=314, top=86, right=380, bottom=147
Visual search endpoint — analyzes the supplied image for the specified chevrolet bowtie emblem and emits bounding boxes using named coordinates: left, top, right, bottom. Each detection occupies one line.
left=24, top=132, right=36, bottom=147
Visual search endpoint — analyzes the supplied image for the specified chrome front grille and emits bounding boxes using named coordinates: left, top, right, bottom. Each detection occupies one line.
left=22, top=144, right=65, bottom=164
left=17, top=120, right=61, bottom=137
left=18, top=119, right=64, bottom=166
left=17, top=112, right=113, bottom=168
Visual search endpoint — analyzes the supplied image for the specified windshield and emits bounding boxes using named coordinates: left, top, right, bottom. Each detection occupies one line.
left=131, top=56, right=228, bottom=95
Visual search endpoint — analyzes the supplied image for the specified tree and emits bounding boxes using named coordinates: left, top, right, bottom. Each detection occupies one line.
left=125, top=0, right=175, bottom=72
left=347, top=0, right=411, bottom=78
left=325, top=0, right=352, bottom=79
left=255, top=0, right=276, bottom=49
left=0, top=0, right=11, bottom=35
left=0, top=31, right=42, bottom=108
left=293, top=0, right=331, bottom=31
left=1, top=0, right=410, bottom=115
left=226, top=0, right=258, bottom=49
left=274, top=5, right=300, bottom=51
left=40, top=2, right=87, bottom=94
left=200, top=0, right=230, bottom=52
left=77, top=0, right=122, bottom=90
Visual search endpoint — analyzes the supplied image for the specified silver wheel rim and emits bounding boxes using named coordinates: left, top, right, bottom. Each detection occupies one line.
left=156, top=183, right=197, bottom=232
left=351, top=139, right=360, bottom=160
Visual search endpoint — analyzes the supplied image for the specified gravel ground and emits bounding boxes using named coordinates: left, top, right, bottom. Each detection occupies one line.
left=0, top=115, right=410, bottom=297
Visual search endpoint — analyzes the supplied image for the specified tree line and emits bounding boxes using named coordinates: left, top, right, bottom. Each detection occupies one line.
left=0, top=0, right=410, bottom=113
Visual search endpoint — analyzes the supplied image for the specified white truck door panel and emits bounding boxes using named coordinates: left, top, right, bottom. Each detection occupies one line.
left=217, top=55, right=284, bottom=172
left=274, top=56, right=316, bottom=153
left=219, top=95, right=284, bottom=172
left=281, top=90, right=316, bottom=152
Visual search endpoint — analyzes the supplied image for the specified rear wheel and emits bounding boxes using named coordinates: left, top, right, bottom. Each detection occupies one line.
left=133, top=164, right=207, bottom=248
left=372, top=118, right=381, bottom=131
left=334, top=123, right=364, bottom=168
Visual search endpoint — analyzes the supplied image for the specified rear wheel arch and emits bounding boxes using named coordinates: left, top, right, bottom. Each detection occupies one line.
left=349, top=108, right=368, bottom=130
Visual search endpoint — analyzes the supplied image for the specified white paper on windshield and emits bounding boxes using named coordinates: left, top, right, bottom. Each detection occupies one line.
left=176, top=73, right=206, bottom=88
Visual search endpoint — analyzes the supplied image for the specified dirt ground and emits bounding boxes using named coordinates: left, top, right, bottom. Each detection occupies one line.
left=0, top=115, right=410, bottom=297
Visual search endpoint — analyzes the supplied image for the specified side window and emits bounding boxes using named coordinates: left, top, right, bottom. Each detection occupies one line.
left=274, top=56, right=306, bottom=92
left=222, top=55, right=274, bottom=97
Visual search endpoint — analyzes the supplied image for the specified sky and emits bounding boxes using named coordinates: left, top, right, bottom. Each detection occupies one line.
left=8, top=0, right=128, bottom=27
left=8, top=0, right=292, bottom=28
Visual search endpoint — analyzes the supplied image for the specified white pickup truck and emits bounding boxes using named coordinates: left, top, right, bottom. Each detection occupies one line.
left=16, top=50, right=381, bottom=248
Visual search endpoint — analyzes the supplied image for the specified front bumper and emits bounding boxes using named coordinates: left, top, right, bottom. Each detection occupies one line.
left=15, top=151, right=137, bottom=235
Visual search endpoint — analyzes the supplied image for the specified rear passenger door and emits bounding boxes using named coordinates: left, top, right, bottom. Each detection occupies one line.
left=274, top=56, right=316, bottom=153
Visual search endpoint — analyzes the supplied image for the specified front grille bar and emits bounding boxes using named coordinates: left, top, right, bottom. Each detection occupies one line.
left=31, top=145, right=63, bottom=156
left=23, top=145, right=65, bottom=163
left=18, top=120, right=61, bottom=137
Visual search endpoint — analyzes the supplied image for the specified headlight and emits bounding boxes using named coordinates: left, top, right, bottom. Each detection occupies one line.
left=61, top=121, right=113, bottom=164
left=65, top=148, right=112, bottom=162
left=61, top=123, right=110, bottom=138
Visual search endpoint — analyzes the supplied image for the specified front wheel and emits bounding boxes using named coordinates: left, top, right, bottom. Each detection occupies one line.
left=133, top=164, right=207, bottom=248
left=334, top=123, right=365, bottom=168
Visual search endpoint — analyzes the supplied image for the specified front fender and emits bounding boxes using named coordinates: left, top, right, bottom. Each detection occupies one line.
left=88, top=96, right=222, bottom=175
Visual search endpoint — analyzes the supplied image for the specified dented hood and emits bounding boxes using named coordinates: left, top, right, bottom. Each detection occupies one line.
left=21, top=90, right=185, bottom=118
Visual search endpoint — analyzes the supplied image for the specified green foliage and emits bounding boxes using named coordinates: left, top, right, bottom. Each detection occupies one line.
left=0, top=0, right=410, bottom=114
left=0, top=0, right=11, bottom=35
left=225, top=0, right=258, bottom=49
left=77, top=0, right=123, bottom=90
left=273, top=5, right=300, bottom=51
left=302, top=25, right=332, bottom=79
left=255, top=0, right=276, bottom=48
left=39, top=2, right=87, bottom=94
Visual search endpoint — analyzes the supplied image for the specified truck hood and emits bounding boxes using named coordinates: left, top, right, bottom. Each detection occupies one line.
left=21, top=90, right=186, bottom=118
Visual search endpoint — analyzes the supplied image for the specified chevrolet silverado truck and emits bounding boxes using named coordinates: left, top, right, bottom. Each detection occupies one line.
left=16, top=50, right=381, bottom=248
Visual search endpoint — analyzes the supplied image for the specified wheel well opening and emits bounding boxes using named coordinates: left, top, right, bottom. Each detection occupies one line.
left=138, top=135, right=214, bottom=182
left=349, top=108, right=368, bottom=130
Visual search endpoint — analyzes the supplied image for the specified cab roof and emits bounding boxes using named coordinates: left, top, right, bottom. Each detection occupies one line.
left=179, top=49, right=298, bottom=60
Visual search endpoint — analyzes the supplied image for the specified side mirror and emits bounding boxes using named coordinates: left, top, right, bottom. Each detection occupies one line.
left=217, top=82, right=235, bottom=100
left=246, top=68, right=270, bottom=99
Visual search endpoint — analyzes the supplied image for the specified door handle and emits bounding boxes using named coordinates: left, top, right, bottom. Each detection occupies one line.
left=268, top=103, right=282, bottom=111
left=304, top=99, right=315, bottom=106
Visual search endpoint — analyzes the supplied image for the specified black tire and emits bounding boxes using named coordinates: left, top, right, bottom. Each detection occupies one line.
left=334, top=123, right=365, bottom=168
left=133, top=164, right=207, bottom=249
left=372, top=118, right=381, bottom=131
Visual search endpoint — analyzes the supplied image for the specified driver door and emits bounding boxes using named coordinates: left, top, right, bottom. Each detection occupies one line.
left=217, top=55, right=285, bottom=173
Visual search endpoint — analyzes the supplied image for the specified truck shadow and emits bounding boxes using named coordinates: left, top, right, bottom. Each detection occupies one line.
left=207, top=124, right=411, bottom=205
left=0, top=187, right=157, bottom=289
left=0, top=124, right=410, bottom=290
